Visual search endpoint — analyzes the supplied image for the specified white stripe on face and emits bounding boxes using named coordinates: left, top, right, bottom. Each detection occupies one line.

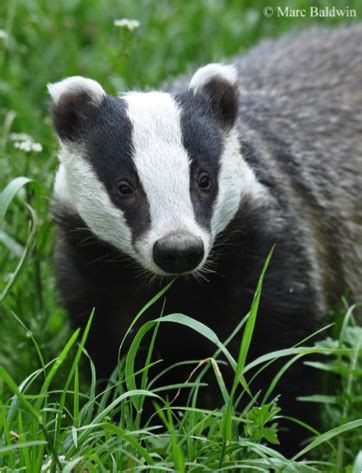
left=54, top=148, right=135, bottom=257
left=211, top=130, right=266, bottom=237
left=124, top=92, right=211, bottom=274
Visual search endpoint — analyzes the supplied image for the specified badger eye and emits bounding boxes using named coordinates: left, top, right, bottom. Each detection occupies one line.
left=197, top=173, right=211, bottom=191
left=117, top=182, right=134, bottom=197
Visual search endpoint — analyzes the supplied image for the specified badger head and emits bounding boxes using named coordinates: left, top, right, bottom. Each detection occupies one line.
left=49, top=65, right=263, bottom=277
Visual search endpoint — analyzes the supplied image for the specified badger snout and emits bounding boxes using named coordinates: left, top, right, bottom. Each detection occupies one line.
left=153, top=232, right=204, bottom=274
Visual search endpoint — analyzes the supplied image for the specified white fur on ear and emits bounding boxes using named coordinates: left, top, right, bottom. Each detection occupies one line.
left=47, top=76, right=106, bottom=105
left=189, top=63, right=237, bottom=93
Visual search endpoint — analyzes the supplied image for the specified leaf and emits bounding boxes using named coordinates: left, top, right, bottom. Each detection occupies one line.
left=353, top=451, right=362, bottom=473
left=0, top=441, right=47, bottom=455
left=0, top=181, right=38, bottom=302
left=0, top=176, right=32, bottom=222
left=293, top=419, right=362, bottom=460
left=297, top=394, right=337, bottom=404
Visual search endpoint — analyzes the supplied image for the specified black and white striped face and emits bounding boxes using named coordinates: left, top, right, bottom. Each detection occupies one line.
left=49, top=65, right=262, bottom=276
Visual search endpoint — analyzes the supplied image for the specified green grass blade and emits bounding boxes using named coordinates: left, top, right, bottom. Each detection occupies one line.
left=0, top=366, right=42, bottom=424
left=1, top=202, right=38, bottom=302
left=293, top=419, right=362, bottom=460
left=0, top=177, right=32, bottom=222
left=353, top=451, right=362, bottom=473
left=220, top=249, right=274, bottom=444
left=53, top=312, right=94, bottom=444
left=118, top=278, right=175, bottom=356
left=236, top=247, right=274, bottom=381
left=36, top=328, right=80, bottom=411
left=0, top=440, right=47, bottom=455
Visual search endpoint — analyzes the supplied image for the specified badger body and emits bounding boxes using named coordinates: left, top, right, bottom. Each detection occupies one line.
left=49, top=26, right=362, bottom=455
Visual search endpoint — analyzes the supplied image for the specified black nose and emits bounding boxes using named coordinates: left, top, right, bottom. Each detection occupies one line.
left=153, top=232, right=204, bottom=274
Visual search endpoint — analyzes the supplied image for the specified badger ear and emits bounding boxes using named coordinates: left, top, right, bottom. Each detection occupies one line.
left=189, top=64, right=238, bottom=130
left=48, top=76, right=106, bottom=143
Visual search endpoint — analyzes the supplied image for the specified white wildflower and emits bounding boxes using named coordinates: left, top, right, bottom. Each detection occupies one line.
left=11, top=132, right=43, bottom=153
left=14, top=140, right=43, bottom=153
left=113, top=18, right=140, bottom=31
left=0, top=29, right=8, bottom=40
left=31, top=142, right=43, bottom=152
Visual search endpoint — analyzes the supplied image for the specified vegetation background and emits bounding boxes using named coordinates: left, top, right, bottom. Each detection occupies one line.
left=0, top=0, right=361, bottom=471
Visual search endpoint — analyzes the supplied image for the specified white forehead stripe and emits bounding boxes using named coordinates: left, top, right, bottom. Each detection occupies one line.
left=124, top=92, right=211, bottom=273
left=124, top=92, right=184, bottom=147
left=124, top=91, right=194, bottom=231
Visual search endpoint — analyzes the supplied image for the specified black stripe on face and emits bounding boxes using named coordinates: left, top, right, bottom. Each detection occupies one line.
left=84, top=96, right=151, bottom=242
left=174, top=91, right=222, bottom=230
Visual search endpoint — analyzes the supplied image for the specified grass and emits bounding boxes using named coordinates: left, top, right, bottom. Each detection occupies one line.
left=1, top=0, right=362, bottom=471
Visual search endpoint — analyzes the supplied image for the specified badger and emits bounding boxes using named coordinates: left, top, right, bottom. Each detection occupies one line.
left=48, top=25, right=362, bottom=456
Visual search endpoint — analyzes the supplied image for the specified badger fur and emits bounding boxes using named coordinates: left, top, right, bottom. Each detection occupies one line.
left=49, top=26, right=362, bottom=456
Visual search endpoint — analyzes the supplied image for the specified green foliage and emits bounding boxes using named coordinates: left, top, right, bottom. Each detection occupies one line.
left=302, top=306, right=362, bottom=468
left=0, top=278, right=361, bottom=471
left=0, top=0, right=361, bottom=470
left=243, top=402, right=280, bottom=445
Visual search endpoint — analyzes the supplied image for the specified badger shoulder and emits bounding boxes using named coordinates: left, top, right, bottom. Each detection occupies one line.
left=232, top=25, right=362, bottom=306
